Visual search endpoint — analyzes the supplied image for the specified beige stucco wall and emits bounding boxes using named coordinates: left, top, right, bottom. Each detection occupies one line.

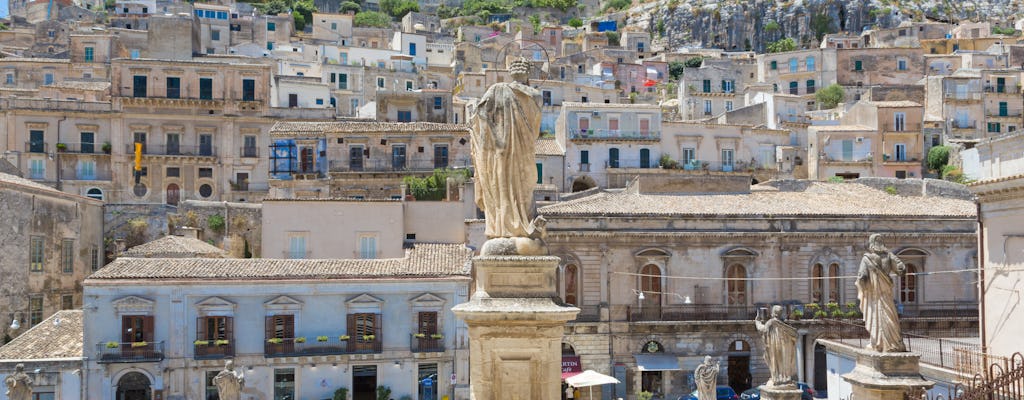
left=262, top=200, right=405, bottom=259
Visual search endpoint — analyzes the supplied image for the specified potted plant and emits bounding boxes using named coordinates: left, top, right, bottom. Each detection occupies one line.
left=267, top=337, right=284, bottom=344
left=414, top=333, right=426, bottom=338
left=790, top=309, right=804, bottom=320
left=56, top=143, right=67, bottom=152
left=339, top=335, right=350, bottom=341
left=131, top=341, right=148, bottom=348
left=333, top=388, right=349, bottom=400
left=361, top=334, right=375, bottom=341
left=294, top=337, right=306, bottom=343
left=317, top=335, right=329, bottom=342
left=102, top=142, right=112, bottom=154
left=430, top=333, right=443, bottom=340
left=214, top=339, right=230, bottom=346
left=106, top=341, right=120, bottom=349
left=813, top=310, right=828, bottom=319
left=194, top=340, right=210, bottom=346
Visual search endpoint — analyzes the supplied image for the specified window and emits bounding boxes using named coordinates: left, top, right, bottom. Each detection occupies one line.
left=122, top=315, right=153, bottom=343
left=682, top=147, right=695, bottom=164
left=211, top=30, right=220, bottom=41
left=288, top=235, right=306, bottom=259
left=789, top=58, right=798, bottom=72
left=80, top=132, right=95, bottom=153
left=988, top=122, right=1001, bottom=133
left=377, top=77, right=385, bottom=88
left=91, top=246, right=100, bottom=271
left=350, top=312, right=380, bottom=345
left=999, top=101, right=1008, bottom=117
left=43, top=73, right=53, bottom=85
left=133, top=75, right=147, bottom=98
left=811, top=263, right=823, bottom=303
left=854, top=60, right=863, bottom=71
left=580, top=150, right=589, bottom=165
left=242, top=136, right=257, bottom=158
left=433, top=145, right=448, bottom=168
left=349, top=146, right=364, bottom=170
left=726, top=264, right=746, bottom=305
left=725, top=101, right=733, bottom=111
left=789, top=81, right=799, bottom=95
left=806, top=80, right=815, bottom=94
left=199, top=134, right=213, bottom=156
left=409, top=42, right=416, bottom=56
left=397, top=110, right=412, bottom=122
left=216, top=11, right=227, bottom=19
left=608, top=148, right=619, bottom=168
left=315, top=98, right=324, bottom=105
left=770, top=60, right=777, bottom=70
left=84, top=47, right=94, bottom=62
left=61, top=239, right=74, bottom=273
left=206, top=371, right=220, bottom=400
left=406, top=80, right=413, bottom=91
left=894, top=112, right=906, bottom=132
left=29, top=130, right=45, bottom=153
left=828, top=263, right=841, bottom=302
left=806, top=56, right=815, bottom=71
left=897, top=59, right=907, bottom=71
left=30, top=236, right=44, bottom=272
left=61, top=294, right=73, bottom=310
left=901, top=264, right=918, bottom=303
left=433, top=96, right=443, bottom=110
left=359, top=235, right=377, bottom=259
left=337, top=73, right=348, bottom=90
left=542, top=90, right=552, bottom=106
left=702, top=79, right=711, bottom=93
left=196, top=316, right=233, bottom=357
left=704, top=100, right=712, bottom=115
left=392, top=145, right=407, bottom=170
left=134, top=132, right=147, bottom=153
left=419, top=363, right=439, bottom=400
left=166, top=77, right=180, bottom=98
left=536, top=163, right=542, bottom=184
left=29, top=296, right=43, bottom=326
left=198, top=167, right=213, bottom=178
left=242, top=79, right=255, bottom=101
left=29, top=159, right=45, bottom=179
left=166, top=167, right=180, bottom=177
left=204, top=10, right=215, bottom=18
left=608, top=116, right=619, bottom=131
left=721, top=149, right=734, bottom=167
left=199, top=78, right=213, bottom=100
left=640, top=148, right=651, bottom=168
left=267, top=22, right=276, bottom=31
left=5, top=73, right=13, bottom=84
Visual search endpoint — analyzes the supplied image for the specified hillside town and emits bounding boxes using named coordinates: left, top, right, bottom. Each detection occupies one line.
left=0, top=0, right=1022, bottom=399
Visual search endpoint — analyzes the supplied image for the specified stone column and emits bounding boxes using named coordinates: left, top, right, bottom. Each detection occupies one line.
left=453, top=256, right=579, bottom=400
left=841, top=349, right=934, bottom=400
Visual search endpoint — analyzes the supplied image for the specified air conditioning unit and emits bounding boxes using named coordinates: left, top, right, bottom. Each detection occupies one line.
left=856, top=137, right=864, bottom=143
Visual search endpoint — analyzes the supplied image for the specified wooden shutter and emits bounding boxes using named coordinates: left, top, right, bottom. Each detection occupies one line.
left=374, top=314, right=382, bottom=342
left=142, top=316, right=154, bottom=342
left=418, top=312, right=437, bottom=334
left=122, top=316, right=132, bottom=343
left=265, top=316, right=274, bottom=340
left=196, top=317, right=208, bottom=341
left=224, top=317, right=234, bottom=341
left=346, top=314, right=355, bottom=352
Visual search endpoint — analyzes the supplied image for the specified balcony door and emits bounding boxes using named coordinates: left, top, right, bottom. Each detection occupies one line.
left=639, top=264, right=661, bottom=320
left=265, top=315, right=295, bottom=355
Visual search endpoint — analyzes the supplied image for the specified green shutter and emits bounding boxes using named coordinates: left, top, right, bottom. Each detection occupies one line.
left=536, top=163, right=542, bottom=184
left=854, top=60, right=862, bottom=71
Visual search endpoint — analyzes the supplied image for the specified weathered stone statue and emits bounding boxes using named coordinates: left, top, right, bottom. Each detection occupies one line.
left=755, top=305, right=798, bottom=386
left=469, top=57, right=546, bottom=255
left=856, top=234, right=907, bottom=353
left=213, top=360, right=244, bottom=400
left=694, top=356, right=719, bottom=400
left=4, top=363, right=33, bottom=400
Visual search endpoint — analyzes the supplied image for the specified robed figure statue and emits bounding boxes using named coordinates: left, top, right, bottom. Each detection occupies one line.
left=469, top=57, right=543, bottom=239
left=213, top=360, right=244, bottom=400
left=755, top=305, right=798, bottom=386
left=856, top=234, right=907, bottom=353
left=694, top=356, right=719, bottom=400
left=4, top=363, right=33, bottom=400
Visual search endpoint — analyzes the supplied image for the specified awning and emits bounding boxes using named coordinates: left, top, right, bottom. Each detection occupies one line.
left=634, top=354, right=680, bottom=371
left=562, top=356, right=582, bottom=380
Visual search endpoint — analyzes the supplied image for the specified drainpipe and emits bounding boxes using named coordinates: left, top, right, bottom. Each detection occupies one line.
left=976, top=201, right=987, bottom=367
left=56, top=114, right=66, bottom=191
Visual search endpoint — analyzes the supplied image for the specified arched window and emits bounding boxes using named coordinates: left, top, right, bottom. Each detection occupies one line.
left=86, top=187, right=103, bottom=201
left=563, top=264, right=579, bottom=306
left=727, top=264, right=747, bottom=305
left=166, top=183, right=180, bottom=206
left=811, top=263, right=823, bottom=303
left=828, top=263, right=841, bottom=303
left=901, top=264, right=918, bottom=303
left=640, top=264, right=662, bottom=309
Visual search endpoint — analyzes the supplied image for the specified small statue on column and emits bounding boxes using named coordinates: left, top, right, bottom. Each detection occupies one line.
left=755, top=305, right=798, bottom=386
left=694, top=356, right=719, bottom=400
left=4, top=363, right=33, bottom=400
left=213, top=360, right=244, bottom=400
left=856, top=234, right=907, bottom=353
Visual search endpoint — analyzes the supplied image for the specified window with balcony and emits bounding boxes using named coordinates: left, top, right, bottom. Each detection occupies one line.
left=894, top=143, right=907, bottom=161
left=608, top=148, right=619, bottom=168
left=702, top=79, right=711, bottom=93
left=264, top=314, right=294, bottom=355
left=811, top=263, right=823, bottom=303
left=806, top=80, right=815, bottom=94
left=199, top=134, right=213, bottom=156
left=166, top=133, right=180, bottom=155
left=433, top=145, right=449, bottom=169
left=640, top=148, right=651, bottom=168
left=996, top=77, right=1006, bottom=93
left=828, top=263, right=841, bottom=302
left=722, top=80, right=734, bottom=93
left=80, top=132, right=94, bottom=153
left=682, top=148, right=695, bottom=165
left=348, top=313, right=381, bottom=352
left=721, top=149, right=734, bottom=168
left=726, top=264, right=746, bottom=305
left=195, top=316, right=234, bottom=358
left=29, top=130, right=45, bottom=153
left=122, top=315, right=153, bottom=344
left=789, top=81, right=799, bottom=95
left=391, top=145, right=407, bottom=170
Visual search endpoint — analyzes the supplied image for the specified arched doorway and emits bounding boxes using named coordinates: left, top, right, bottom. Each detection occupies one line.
left=571, top=175, right=596, bottom=192
left=639, top=264, right=662, bottom=320
left=116, top=372, right=151, bottom=400
left=562, top=264, right=580, bottom=306
left=727, top=340, right=753, bottom=393
left=726, top=264, right=747, bottom=305
left=166, top=183, right=180, bottom=206
left=639, top=341, right=665, bottom=396
left=813, top=343, right=827, bottom=393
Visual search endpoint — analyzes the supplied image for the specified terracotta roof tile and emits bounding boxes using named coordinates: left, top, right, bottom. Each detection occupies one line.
left=120, top=235, right=229, bottom=258
left=535, top=138, right=564, bottom=156
left=0, top=311, right=83, bottom=360
left=89, top=243, right=473, bottom=281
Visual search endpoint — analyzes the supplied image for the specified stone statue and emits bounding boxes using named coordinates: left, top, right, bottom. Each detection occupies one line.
left=755, top=305, right=798, bottom=386
left=694, top=356, right=719, bottom=400
left=213, top=360, right=244, bottom=400
left=856, top=234, right=907, bottom=353
left=4, top=363, right=33, bottom=400
left=469, top=57, right=546, bottom=254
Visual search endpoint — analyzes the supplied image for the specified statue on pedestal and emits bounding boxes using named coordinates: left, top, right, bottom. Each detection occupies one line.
left=694, top=356, right=719, bottom=400
left=213, top=360, right=244, bottom=400
left=755, top=305, right=798, bottom=386
left=4, top=363, right=33, bottom=400
left=469, top=57, right=547, bottom=255
left=856, top=234, right=907, bottom=353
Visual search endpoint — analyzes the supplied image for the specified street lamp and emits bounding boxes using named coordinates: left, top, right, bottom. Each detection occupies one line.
left=9, top=313, right=23, bottom=330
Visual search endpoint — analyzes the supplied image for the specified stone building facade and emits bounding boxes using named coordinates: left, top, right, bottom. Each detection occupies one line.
left=539, top=178, right=977, bottom=400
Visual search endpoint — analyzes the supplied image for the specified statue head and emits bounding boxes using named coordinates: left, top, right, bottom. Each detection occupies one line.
left=509, top=57, right=531, bottom=84
left=703, top=355, right=712, bottom=365
left=14, top=363, right=24, bottom=373
left=771, top=305, right=784, bottom=318
left=868, top=234, right=888, bottom=253
left=225, top=360, right=234, bottom=371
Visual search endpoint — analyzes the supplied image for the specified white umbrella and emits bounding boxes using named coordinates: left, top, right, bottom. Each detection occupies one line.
left=567, top=370, right=620, bottom=400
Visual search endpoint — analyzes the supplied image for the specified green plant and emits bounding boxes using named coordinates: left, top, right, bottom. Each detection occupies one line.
left=207, top=214, right=225, bottom=232
left=102, top=142, right=112, bottom=153
left=568, top=17, right=583, bottom=28
left=362, top=334, right=376, bottom=341
left=334, top=387, right=350, bottom=400
left=815, top=83, right=845, bottom=109
left=354, top=11, right=391, bottom=28
left=293, top=11, right=306, bottom=31
left=942, top=165, right=969, bottom=184
left=56, top=142, right=67, bottom=151
left=767, top=37, right=796, bottom=53
left=414, top=333, right=426, bottom=338
left=267, top=337, right=284, bottom=344
left=845, top=301, right=858, bottom=310
left=294, top=337, right=307, bottom=343
left=846, top=310, right=860, bottom=318
left=106, top=341, right=120, bottom=348
left=790, top=309, right=804, bottom=319
left=430, top=333, right=444, bottom=339
left=605, top=31, right=620, bottom=46
left=376, top=385, right=392, bottom=400
left=601, top=0, right=630, bottom=13
left=828, top=176, right=845, bottom=183
left=668, top=61, right=685, bottom=81
left=403, top=168, right=470, bottom=201
left=194, top=340, right=210, bottom=346
left=339, top=1, right=361, bottom=13
left=317, top=335, right=329, bottom=342
left=804, top=303, right=821, bottom=312
left=638, top=391, right=654, bottom=400
left=339, top=335, right=351, bottom=340
left=131, top=341, right=148, bottom=348
left=214, top=339, right=230, bottom=346
left=813, top=310, right=828, bottom=319
left=884, top=185, right=898, bottom=195
left=684, top=56, right=704, bottom=68
left=765, top=21, right=780, bottom=32
left=927, top=145, right=950, bottom=172
left=658, top=154, right=678, bottom=169
left=529, top=14, right=541, bottom=34
left=992, top=26, right=1019, bottom=36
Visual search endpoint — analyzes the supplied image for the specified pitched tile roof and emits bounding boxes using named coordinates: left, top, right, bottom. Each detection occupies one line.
left=120, top=235, right=229, bottom=258
left=88, top=243, right=473, bottom=281
left=0, top=311, right=83, bottom=360
left=0, top=172, right=60, bottom=193
left=535, top=138, right=564, bottom=156
left=270, top=121, right=470, bottom=136
left=539, top=182, right=976, bottom=218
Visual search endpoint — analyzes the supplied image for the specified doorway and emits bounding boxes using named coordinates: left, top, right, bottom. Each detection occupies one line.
left=116, top=372, right=151, bottom=400
left=814, top=343, right=827, bottom=395
left=640, top=371, right=663, bottom=397
left=166, top=183, right=180, bottom=206
left=727, top=340, right=752, bottom=393
left=352, top=365, right=377, bottom=400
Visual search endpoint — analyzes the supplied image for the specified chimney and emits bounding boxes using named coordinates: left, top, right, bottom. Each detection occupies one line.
left=177, top=226, right=201, bottom=240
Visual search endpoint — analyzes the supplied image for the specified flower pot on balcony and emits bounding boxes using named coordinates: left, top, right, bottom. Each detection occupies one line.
left=131, top=341, right=148, bottom=348
left=106, top=341, right=119, bottom=349
left=339, top=335, right=350, bottom=341
left=294, top=337, right=306, bottom=343
left=102, top=142, right=112, bottom=154
left=430, top=334, right=443, bottom=340
left=56, top=143, right=67, bottom=152
left=414, top=333, right=426, bottom=338
left=214, top=340, right=230, bottom=346
left=194, top=340, right=210, bottom=346
left=267, top=338, right=284, bottom=344
left=317, top=336, right=329, bottom=342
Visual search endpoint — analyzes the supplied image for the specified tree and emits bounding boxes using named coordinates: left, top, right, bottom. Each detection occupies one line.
left=767, top=37, right=796, bottom=53
left=529, top=14, right=541, bottom=34
left=380, top=0, right=419, bottom=19
left=810, top=12, right=834, bottom=41
left=292, top=11, right=306, bottom=31
left=354, top=11, right=391, bottom=28
left=605, top=31, right=620, bottom=46
left=815, top=83, right=845, bottom=109
left=927, top=145, right=950, bottom=172
left=764, top=21, right=780, bottom=32
left=568, top=17, right=583, bottom=28
left=683, top=56, right=704, bottom=68
left=601, top=0, right=630, bottom=13
left=340, top=1, right=361, bottom=13
left=668, top=61, right=685, bottom=80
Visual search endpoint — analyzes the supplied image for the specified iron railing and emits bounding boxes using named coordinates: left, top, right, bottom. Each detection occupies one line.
left=96, top=341, right=165, bottom=363
left=568, top=129, right=661, bottom=140
left=410, top=334, right=445, bottom=353
left=239, top=146, right=259, bottom=158
left=194, top=341, right=234, bottom=359
left=264, top=336, right=355, bottom=357
left=56, top=142, right=110, bottom=154
left=627, top=305, right=759, bottom=322
left=125, top=144, right=217, bottom=157
left=24, top=141, right=47, bottom=153
left=328, top=158, right=470, bottom=173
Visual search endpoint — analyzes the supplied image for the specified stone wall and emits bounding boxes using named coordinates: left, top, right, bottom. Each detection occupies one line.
left=104, top=204, right=174, bottom=252
left=173, top=200, right=262, bottom=258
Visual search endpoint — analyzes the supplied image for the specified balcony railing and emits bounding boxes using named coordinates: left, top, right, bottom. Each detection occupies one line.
left=56, top=142, right=110, bottom=154
left=328, top=158, right=470, bottom=173
left=62, top=167, right=113, bottom=181
left=983, top=85, right=1014, bottom=94
left=988, top=109, right=1023, bottom=117
left=604, top=158, right=658, bottom=169
left=96, top=341, right=165, bottom=363
left=24, top=141, right=47, bottom=153
left=883, top=123, right=922, bottom=133
left=952, top=120, right=977, bottom=129
left=125, top=144, right=217, bottom=157
left=624, top=301, right=976, bottom=323
left=820, top=151, right=873, bottom=163
left=676, top=159, right=755, bottom=172
left=568, top=129, right=660, bottom=140
left=410, top=334, right=445, bottom=353
left=627, top=305, right=758, bottom=322
left=194, top=341, right=234, bottom=359
left=240, top=146, right=259, bottom=158
left=265, top=336, right=355, bottom=357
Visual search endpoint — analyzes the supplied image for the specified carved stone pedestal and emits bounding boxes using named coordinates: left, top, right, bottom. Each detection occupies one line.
left=759, top=385, right=803, bottom=400
left=452, top=256, right=579, bottom=400
left=841, top=349, right=934, bottom=400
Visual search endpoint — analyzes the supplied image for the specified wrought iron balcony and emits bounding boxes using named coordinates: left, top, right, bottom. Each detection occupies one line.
left=95, top=341, right=165, bottom=363
left=410, top=334, right=445, bottom=353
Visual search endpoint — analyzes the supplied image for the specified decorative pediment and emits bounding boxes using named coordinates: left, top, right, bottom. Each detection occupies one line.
left=346, top=293, right=383, bottom=313
left=112, top=296, right=155, bottom=315
left=196, top=296, right=236, bottom=315
left=721, top=247, right=759, bottom=259
left=635, top=248, right=670, bottom=258
left=264, top=295, right=303, bottom=313
left=409, top=293, right=446, bottom=309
